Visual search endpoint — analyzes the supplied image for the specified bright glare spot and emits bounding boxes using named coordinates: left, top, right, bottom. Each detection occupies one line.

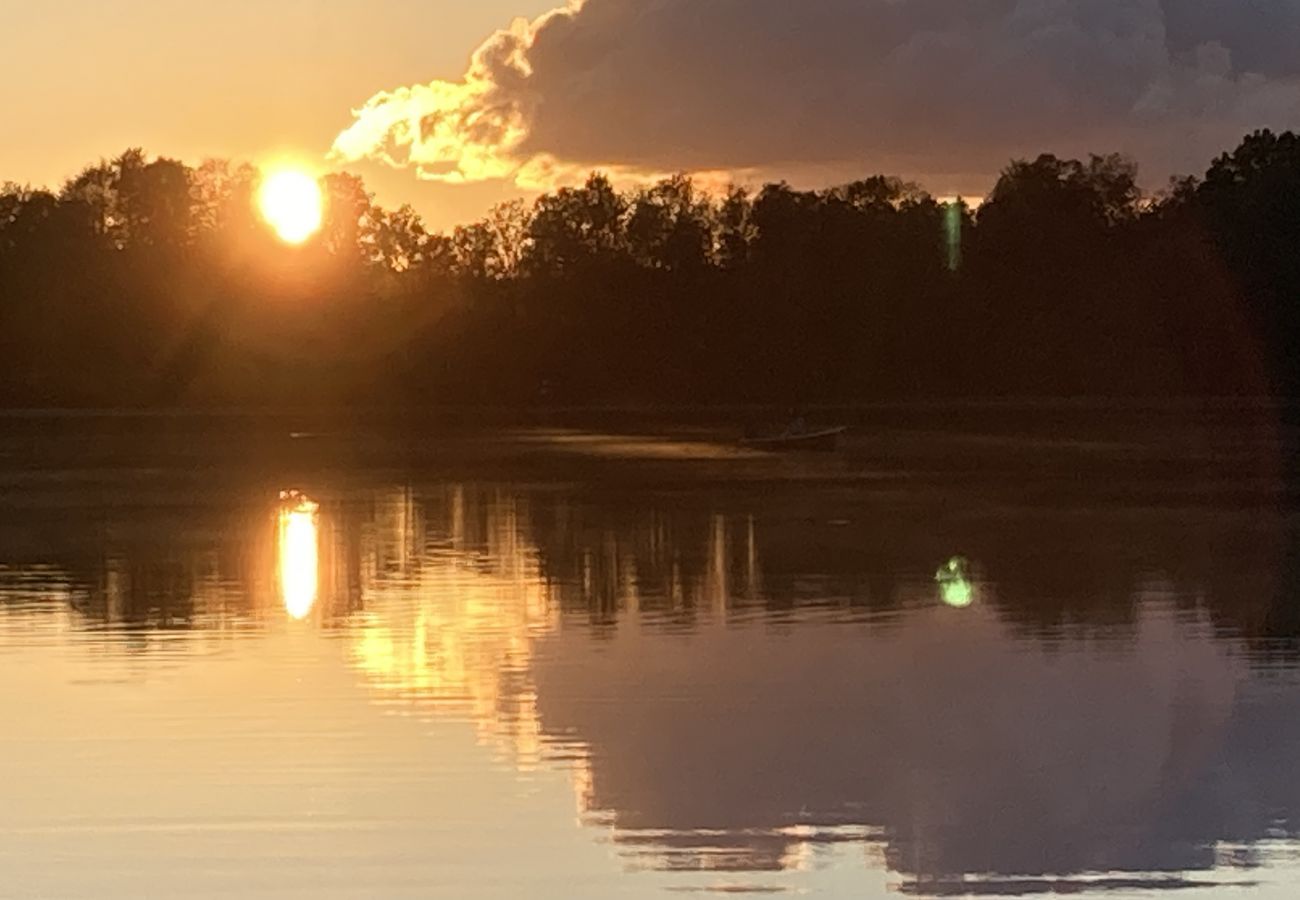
left=936, top=555, right=976, bottom=609
left=258, top=169, right=324, bottom=244
left=278, top=493, right=320, bottom=620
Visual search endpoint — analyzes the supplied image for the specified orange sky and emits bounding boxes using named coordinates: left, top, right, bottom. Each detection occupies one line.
left=0, top=0, right=556, bottom=232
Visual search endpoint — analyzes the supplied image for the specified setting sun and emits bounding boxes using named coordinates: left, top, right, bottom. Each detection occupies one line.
left=258, top=169, right=324, bottom=244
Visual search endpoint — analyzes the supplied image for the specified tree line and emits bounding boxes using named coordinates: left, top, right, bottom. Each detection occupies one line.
left=1, top=132, right=1298, bottom=409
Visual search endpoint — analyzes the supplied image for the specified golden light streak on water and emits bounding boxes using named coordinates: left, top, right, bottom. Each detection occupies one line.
left=278, top=494, right=320, bottom=620
left=347, top=491, right=558, bottom=766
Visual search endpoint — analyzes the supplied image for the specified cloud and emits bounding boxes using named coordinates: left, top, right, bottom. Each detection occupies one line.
left=332, top=0, right=1300, bottom=194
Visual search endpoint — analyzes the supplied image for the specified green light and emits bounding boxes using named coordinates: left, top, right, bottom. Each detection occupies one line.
left=940, top=579, right=974, bottom=608
left=936, top=555, right=975, bottom=608
left=943, top=201, right=963, bottom=272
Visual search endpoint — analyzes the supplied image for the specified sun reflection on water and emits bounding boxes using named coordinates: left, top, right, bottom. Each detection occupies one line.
left=278, top=493, right=320, bottom=620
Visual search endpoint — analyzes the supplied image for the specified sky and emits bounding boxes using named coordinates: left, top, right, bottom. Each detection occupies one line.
left=0, top=0, right=556, bottom=231
left=5, top=0, right=1300, bottom=231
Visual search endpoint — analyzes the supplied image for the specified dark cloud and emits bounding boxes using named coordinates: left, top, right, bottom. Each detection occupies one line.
left=334, top=0, right=1300, bottom=194
left=1162, top=0, right=1300, bottom=75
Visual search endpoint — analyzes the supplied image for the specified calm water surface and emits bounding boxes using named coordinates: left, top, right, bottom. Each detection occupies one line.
left=2, top=414, right=1299, bottom=898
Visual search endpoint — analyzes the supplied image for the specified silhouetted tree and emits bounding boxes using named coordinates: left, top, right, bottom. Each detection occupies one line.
left=626, top=174, right=713, bottom=272
left=117, top=155, right=193, bottom=249
left=523, top=174, right=628, bottom=276
left=453, top=200, right=529, bottom=280
left=1196, top=130, right=1300, bottom=394
left=715, top=185, right=754, bottom=270
left=0, top=134, right=1297, bottom=408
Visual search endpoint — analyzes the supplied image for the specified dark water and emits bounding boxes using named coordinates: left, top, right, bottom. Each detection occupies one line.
left=2, top=412, right=1299, bottom=898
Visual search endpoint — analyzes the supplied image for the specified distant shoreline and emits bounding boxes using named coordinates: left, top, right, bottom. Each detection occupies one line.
left=0, top=397, right=1289, bottom=418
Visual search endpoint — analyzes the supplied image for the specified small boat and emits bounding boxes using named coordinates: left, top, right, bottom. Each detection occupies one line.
left=742, top=426, right=847, bottom=452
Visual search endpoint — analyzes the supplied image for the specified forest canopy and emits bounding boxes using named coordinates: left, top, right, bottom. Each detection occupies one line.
left=1, top=132, right=1298, bottom=408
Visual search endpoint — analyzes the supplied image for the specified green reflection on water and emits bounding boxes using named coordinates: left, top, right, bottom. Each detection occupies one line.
left=936, top=556, right=975, bottom=608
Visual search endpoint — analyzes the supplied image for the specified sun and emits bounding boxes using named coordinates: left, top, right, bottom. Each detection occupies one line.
left=258, top=169, right=324, bottom=244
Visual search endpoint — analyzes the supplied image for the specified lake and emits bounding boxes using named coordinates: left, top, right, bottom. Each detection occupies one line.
left=1, top=409, right=1299, bottom=898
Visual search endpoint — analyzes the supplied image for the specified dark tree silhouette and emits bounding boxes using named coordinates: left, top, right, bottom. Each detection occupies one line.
left=0, top=133, right=1297, bottom=409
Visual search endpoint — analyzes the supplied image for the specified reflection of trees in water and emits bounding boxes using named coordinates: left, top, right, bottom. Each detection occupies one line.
left=3, top=479, right=1300, bottom=887
left=0, top=484, right=561, bottom=759
left=513, top=488, right=1300, bottom=884
left=0, top=492, right=365, bottom=647
left=527, top=493, right=901, bottom=631
left=0, top=503, right=264, bottom=649
left=342, top=485, right=558, bottom=765
left=977, top=509, right=1300, bottom=656
left=531, top=604, right=1300, bottom=885
left=4, top=477, right=1297, bottom=650
left=527, top=486, right=1300, bottom=656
